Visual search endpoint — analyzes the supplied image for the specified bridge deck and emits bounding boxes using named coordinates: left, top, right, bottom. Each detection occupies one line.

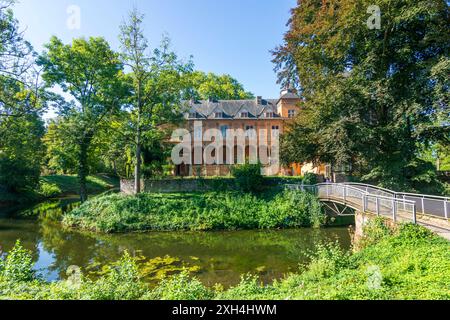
left=287, top=183, right=450, bottom=240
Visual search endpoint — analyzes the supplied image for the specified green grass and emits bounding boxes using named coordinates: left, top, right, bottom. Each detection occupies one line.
left=40, top=174, right=119, bottom=195
left=0, top=174, right=119, bottom=205
left=1, top=221, right=448, bottom=300
left=62, top=190, right=326, bottom=233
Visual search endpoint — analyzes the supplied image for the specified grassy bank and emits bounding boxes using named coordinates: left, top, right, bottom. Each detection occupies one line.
left=62, top=190, right=326, bottom=233
left=0, top=174, right=119, bottom=204
left=1, top=220, right=448, bottom=300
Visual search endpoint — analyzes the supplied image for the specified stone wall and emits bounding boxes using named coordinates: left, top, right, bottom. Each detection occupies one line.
left=120, top=178, right=238, bottom=194
left=119, top=177, right=300, bottom=194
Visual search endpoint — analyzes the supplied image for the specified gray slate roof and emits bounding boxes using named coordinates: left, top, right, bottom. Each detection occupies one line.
left=184, top=98, right=282, bottom=119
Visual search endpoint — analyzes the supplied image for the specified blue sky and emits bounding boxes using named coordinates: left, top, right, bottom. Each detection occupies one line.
left=13, top=0, right=296, bottom=101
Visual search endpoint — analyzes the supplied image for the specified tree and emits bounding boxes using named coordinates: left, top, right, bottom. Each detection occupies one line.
left=43, top=119, right=78, bottom=174
left=0, top=1, right=46, bottom=192
left=0, top=0, right=44, bottom=119
left=184, top=71, right=254, bottom=101
left=274, top=0, right=449, bottom=192
left=38, top=37, right=127, bottom=202
left=119, top=9, right=193, bottom=194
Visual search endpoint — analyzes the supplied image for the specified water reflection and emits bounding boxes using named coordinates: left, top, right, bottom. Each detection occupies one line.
left=0, top=204, right=352, bottom=287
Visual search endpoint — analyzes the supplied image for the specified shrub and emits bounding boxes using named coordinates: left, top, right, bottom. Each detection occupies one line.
left=216, top=274, right=272, bottom=300
left=358, top=217, right=393, bottom=249
left=80, top=251, right=147, bottom=300
left=393, top=223, right=434, bottom=245
left=0, top=240, right=36, bottom=283
left=146, top=270, right=213, bottom=300
left=231, top=163, right=264, bottom=193
left=38, top=181, right=62, bottom=198
left=304, top=242, right=352, bottom=280
left=302, top=173, right=318, bottom=185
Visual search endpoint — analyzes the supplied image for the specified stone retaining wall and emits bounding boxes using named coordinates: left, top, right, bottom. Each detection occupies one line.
left=120, top=178, right=238, bottom=194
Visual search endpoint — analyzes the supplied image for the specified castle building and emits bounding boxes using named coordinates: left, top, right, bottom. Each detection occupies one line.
left=173, top=88, right=328, bottom=177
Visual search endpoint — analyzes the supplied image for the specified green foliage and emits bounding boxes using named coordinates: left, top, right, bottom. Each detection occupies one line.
left=358, top=217, right=393, bottom=249
left=0, top=240, right=35, bottom=282
left=303, top=242, right=352, bottom=280
left=275, top=0, right=449, bottom=191
left=302, top=173, right=318, bottom=185
left=38, top=36, right=127, bottom=201
left=80, top=251, right=147, bottom=300
left=231, top=163, right=264, bottom=193
left=0, top=113, right=45, bottom=193
left=185, top=71, right=254, bottom=100
left=62, top=190, right=326, bottom=233
left=38, top=181, right=62, bottom=198
left=216, top=274, right=273, bottom=300
left=146, top=270, right=213, bottom=300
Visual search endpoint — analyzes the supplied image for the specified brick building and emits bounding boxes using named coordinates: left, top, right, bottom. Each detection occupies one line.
left=173, top=88, right=328, bottom=177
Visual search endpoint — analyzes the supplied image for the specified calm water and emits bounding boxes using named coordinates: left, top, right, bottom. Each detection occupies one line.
left=0, top=198, right=352, bottom=288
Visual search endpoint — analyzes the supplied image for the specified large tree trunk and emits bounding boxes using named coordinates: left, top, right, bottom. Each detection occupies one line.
left=78, top=137, right=91, bottom=203
left=134, top=131, right=142, bottom=195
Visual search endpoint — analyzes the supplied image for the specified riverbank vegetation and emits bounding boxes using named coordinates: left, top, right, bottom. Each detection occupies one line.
left=1, top=220, right=448, bottom=300
left=62, top=190, right=326, bottom=233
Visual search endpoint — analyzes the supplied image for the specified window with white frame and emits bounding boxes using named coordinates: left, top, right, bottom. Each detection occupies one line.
left=288, top=110, right=296, bottom=118
left=240, top=112, right=249, bottom=118
left=189, top=112, right=197, bottom=119
left=265, top=112, right=274, bottom=118
left=245, top=125, right=255, bottom=138
left=214, top=112, right=223, bottom=118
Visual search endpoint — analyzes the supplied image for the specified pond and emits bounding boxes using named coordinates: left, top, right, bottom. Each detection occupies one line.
left=0, top=197, right=353, bottom=288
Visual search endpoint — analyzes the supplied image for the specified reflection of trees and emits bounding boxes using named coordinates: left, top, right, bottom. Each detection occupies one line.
left=11, top=218, right=353, bottom=285
left=0, top=220, right=41, bottom=262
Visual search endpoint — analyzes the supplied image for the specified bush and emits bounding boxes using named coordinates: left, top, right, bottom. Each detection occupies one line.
left=216, top=274, right=272, bottom=300
left=146, top=271, right=213, bottom=300
left=231, top=163, right=264, bottom=193
left=0, top=240, right=36, bottom=283
left=0, top=156, right=41, bottom=193
left=80, top=251, right=147, bottom=300
left=357, top=217, right=393, bottom=249
left=304, top=242, right=352, bottom=280
left=38, top=181, right=62, bottom=198
left=302, top=173, right=318, bottom=185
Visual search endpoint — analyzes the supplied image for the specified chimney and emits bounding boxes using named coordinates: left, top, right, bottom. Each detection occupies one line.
left=256, top=96, right=262, bottom=105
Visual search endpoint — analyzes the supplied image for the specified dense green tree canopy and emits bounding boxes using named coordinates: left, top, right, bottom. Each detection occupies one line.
left=0, top=1, right=46, bottom=192
left=38, top=36, right=127, bottom=201
left=274, top=0, right=449, bottom=192
left=185, top=71, right=254, bottom=101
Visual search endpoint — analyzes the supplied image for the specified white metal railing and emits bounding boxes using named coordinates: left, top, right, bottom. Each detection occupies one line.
left=343, top=183, right=449, bottom=220
left=286, top=183, right=418, bottom=224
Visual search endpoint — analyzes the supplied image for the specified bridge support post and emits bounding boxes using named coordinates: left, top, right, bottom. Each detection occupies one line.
left=392, top=199, right=397, bottom=222
left=445, top=200, right=448, bottom=220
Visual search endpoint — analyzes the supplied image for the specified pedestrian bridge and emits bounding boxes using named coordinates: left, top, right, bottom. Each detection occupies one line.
left=286, top=183, right=450, bottom=239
